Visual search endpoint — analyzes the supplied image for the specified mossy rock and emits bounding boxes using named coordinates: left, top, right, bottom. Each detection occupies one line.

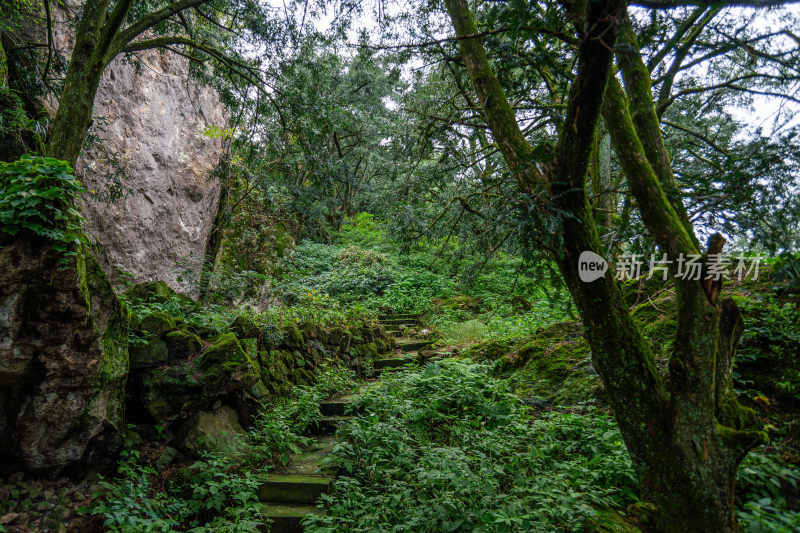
left=361, top=342, right=378, bottom=357
left=263, top=350, right=291, bottom=381
left=180, top=405, right=245, bottom=455
left=466, top=338, right=514, bottom=362
left=0, top=240, right=129, bottom=474
left=130, top=337, right=169, bottom=368
left=436, top=294, right=483, bottom=313
left=138, top=333, right=264, bottom=421
left=480, top=322, right=602, bottom=405
left=285, top=324, right=305, bottom=346
left=230, top=315, right=260, bottom=339
left=196, top=333, right=258, bottom=381
left=586, top=506, right=644, bottom=533
left=555, top=359, right=604, bottom=405
left=164, top=329, right=203, bottom=360
left=139, top=363, right=201, bottom=420
left=631, top=293, right=676, bottom=363
left=131, top=311, right=176, bottom=336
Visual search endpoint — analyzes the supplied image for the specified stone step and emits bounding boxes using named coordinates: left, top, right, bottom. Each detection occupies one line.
left=319, top=396, right=361, bottom=416
left=308, top=416, right=351, bottom=436
left=258, top=474, right=332, bottom=504
left=259, top=503, right=320, bottom=532
left=397, top=340, right=434, bottom=352
left=276, top=436, right=337, bottom=476
left=373, top=356, right=416, bottom=370
left=380, top=313, right=419, bottom=320
left=389, top=330, right=403, bottom=338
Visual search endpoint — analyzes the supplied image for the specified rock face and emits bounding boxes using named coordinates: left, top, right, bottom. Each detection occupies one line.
left=181, top=406, right=246, bottom=455
left=47, top=2, right=228, bottom=295
left=0, top=240, right=129, bottom=477
left=77, top=49, right=227, bottom=295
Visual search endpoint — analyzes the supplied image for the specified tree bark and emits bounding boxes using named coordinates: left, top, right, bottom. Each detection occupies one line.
left=444, top=0, right=765, bottom=530
left=45, top=0, right=111, bottom=164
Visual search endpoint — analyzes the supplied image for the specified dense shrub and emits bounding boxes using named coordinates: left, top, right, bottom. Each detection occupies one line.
left=0, top=155, right=89, bottom=255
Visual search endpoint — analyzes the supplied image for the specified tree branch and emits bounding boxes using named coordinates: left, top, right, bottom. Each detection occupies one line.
left=602, top=77, right=699, bottom=257
left=444, top=0, right=547, bottom=195
left=615, top=16, right=699, bottom=247
left=112, top=0, right=212, bottom=54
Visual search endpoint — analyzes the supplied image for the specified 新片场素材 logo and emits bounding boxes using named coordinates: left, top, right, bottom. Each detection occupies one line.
left=578, top=250, right=762, bottom=282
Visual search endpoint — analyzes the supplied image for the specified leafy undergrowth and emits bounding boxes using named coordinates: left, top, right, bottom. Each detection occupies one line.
left=278, top=213, right=572, bottom=341
left=88, top=365, right=357, bottom=532
left=304, top=359, right=639, bottom=532
left=303, top=359, right=800, bottom=533
left=121, top=279, right=380, bottom=343
left=737, top=450, right=800, bottom=531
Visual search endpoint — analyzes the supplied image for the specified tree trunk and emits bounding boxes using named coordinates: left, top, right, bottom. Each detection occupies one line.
left=45, top=20, right=108, bottom=165
left=550, top=184, right=753, bottom=531
left=443, top=0, right=764, bottom=530
left=554, top=232, right=745, bottom=533
left=0, top=36, right=8, bottom=91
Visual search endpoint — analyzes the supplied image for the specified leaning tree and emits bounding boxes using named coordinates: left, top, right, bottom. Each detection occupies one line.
left=439, top=0, right=799, bottom=529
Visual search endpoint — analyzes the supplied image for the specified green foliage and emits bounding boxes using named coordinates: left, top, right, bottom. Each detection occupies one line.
left=380, top=269, right=454, bottom=313
left=195, top=258, right=271, bottom=307
left=90, top=451, right=186, bottom=532
left=91, top=448, right=264, bottom=533
left=737, top=451, right=800, bottom=532
left=735, top=288, right=800, bottom=405
left=334, top=212, right=387, bottom=249
left=305, top=360, right=638, bottom=532
left=121, top=276, right=379, bottom=343
left=0, top=155, right=89, bottom=254
left=0, top=90, right=46, bottom=153
left=282, top=213, right=570, bottom=337
left=436, top=318, right=489, bottom=344
left=772, top=253, right=800, bottom=297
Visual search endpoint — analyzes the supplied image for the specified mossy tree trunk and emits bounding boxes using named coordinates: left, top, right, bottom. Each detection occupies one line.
left=444, top=0, right=765, bottom=530
left=46, top=0, right=113, bottom=164
left=0, top=37, right=8, bottom=91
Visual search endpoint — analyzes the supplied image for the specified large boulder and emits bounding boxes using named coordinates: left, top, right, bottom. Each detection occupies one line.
left=8, top=3, right=229, bottom=296
left=0, top=240, right=129, bottom=476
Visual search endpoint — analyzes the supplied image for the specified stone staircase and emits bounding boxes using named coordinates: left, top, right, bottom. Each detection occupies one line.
left=370, top=313, right=436, bottom=374
left=257, top=313, right=438, bottom=531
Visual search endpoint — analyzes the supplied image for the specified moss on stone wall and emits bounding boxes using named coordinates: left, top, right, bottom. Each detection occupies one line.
left=123, top=281, right=395, bottom=453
